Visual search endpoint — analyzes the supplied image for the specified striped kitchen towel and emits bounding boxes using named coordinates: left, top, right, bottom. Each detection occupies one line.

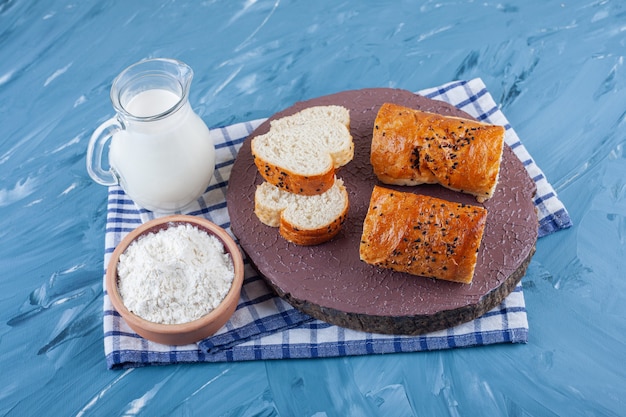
left=103, top=78, right=572, bottom=369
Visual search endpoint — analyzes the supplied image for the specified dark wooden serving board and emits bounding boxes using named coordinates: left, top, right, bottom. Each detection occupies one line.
left=227, top=88, right=537, bottom=335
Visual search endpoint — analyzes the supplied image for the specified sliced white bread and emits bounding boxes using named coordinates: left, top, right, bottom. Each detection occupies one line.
left=251, top=117, right=353, bottom=195
left=254, top=178, right=349, bottom=246
left=270, top=105, right=350, bottom=131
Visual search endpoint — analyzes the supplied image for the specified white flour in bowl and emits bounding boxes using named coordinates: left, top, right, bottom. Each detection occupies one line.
left=116, top=223, right=235, bottom=325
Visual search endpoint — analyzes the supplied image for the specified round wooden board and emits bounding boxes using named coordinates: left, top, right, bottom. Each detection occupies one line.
left=227, top=88, right=537, bottom=335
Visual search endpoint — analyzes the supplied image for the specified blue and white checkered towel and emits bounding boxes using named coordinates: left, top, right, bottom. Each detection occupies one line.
left=103, top=78, right=572, bottom=369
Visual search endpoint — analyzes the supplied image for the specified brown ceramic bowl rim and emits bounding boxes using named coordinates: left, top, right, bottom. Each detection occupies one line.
left=105, top=214, right=244, bottom=343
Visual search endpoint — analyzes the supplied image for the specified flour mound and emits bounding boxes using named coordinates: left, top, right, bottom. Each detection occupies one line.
left=117, top=223, right=235, bottom=325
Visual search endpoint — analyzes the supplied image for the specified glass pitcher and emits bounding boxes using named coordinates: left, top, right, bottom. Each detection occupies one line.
left=86, top=58, right=215, bottom=213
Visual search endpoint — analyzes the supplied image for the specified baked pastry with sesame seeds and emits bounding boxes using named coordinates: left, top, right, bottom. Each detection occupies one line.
left=254, top=178, right=349, bottom=246
left=359, top=185, right=488, bottom=284
left=371, top=102, right=505, bottom=202
left=251, top=106, right=353, bottom=196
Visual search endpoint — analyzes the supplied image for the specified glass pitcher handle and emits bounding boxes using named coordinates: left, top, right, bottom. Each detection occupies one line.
left=86, top=117, right=122, bottom=186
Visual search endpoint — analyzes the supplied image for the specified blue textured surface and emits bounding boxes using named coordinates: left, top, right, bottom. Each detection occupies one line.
left=0, top=1, right=624, bottom=416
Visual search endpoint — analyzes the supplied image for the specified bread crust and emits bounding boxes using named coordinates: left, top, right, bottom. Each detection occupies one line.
left=359, top=186, right=487, bottom=284
left=280, top=203, right=349, bottom=246
left=252, top=153, right=336, bottom=195
left=371, top=103, right=505, bottom=202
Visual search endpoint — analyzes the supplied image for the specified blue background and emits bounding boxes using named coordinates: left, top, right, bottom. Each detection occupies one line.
left=1, top=1, right=624, bottom=415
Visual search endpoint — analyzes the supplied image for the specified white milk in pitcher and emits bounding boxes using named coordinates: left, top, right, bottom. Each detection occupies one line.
left=109, top=88, right=216, bottom=212
left=126, top=88, right=181, bottom=117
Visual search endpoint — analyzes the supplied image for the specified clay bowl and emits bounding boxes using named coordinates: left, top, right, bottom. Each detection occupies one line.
left=106, top=215, right=244, bottom=345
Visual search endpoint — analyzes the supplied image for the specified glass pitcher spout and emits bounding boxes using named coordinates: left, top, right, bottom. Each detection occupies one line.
left=175, top=60, right=193, bottom=96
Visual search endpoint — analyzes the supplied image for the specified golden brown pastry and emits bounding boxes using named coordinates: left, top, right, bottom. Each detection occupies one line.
left=254, top=178, right=349, bottom=246
left=359, top=186, right=488, bottom=284
left=251, top=106, right=353, bottom=196
left=371, top=103, right=505, bottom=202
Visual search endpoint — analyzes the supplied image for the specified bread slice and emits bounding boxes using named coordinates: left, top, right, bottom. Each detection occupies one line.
left=255, top=178, right=349, bottom=246
left=270, top=105, right=350, bottom=131
left=371, top=103, right=505, bottom=202
left=360, top=186, right=487, bottom=284
left=251, top=108, right=353, bottom=195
